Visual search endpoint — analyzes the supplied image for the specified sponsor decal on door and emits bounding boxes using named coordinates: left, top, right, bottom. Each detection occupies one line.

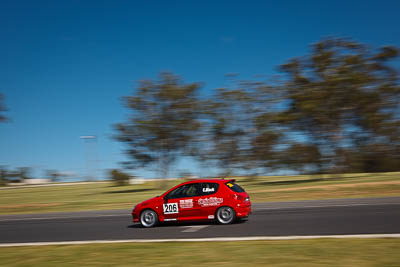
left=179, top=199, right=193, bottom=209
left=198, top=197, right=223, bottom=207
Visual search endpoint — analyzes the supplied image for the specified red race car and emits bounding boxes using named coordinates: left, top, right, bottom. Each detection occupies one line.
left=132, top=179, right=251, bottom=227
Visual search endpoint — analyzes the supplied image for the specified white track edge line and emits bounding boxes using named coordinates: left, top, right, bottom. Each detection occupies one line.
left=1, top=234, right=400, bottom=247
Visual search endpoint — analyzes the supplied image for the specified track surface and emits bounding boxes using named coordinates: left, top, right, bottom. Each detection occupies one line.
left=0, top=197, right=399, bottom=243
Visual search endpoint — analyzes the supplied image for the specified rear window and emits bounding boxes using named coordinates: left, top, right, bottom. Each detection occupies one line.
left=225, top=181, right=245, bottom=193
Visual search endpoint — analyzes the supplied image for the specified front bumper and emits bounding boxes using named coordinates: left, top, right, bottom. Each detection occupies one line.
left=132, top=210, right=140, bottom=223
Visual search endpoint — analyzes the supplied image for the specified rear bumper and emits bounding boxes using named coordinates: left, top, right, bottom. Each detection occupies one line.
left=235, top=203, right=252, bottom=218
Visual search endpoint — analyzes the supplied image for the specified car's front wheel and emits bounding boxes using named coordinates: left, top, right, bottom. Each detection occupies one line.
left=140, top=209, right=158, bottom=228
left=216, top=206, right=235, bottom=224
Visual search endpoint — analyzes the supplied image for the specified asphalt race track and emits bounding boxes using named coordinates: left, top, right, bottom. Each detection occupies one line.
left=1, top=197, right=400, bottom=243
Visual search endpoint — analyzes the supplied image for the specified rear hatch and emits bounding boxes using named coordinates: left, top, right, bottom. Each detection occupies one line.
left=225, top=180, right=250, bottom=202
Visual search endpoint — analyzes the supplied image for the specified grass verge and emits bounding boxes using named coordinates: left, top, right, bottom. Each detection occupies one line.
left=0, top=239, right=399, bottom=266
left=0, top=172, right=399, bottom=214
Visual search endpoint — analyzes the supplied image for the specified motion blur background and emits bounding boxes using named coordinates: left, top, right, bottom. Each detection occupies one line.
left=0, top=0, right=399, bottom=182
left=1, top=2, right=400, bottom=266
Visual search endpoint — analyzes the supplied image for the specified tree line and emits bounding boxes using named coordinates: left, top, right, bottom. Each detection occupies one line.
left=1, top=38, right=399, bottom=182
left=114, top=38, right=400, bottom=178
left=0, top=166, right=67, bottom=185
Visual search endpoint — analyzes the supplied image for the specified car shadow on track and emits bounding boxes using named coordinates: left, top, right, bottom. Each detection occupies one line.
left=127, top=218, right=248, bottom=229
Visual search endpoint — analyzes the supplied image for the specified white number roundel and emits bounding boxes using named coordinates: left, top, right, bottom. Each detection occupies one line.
left=163, top=203, right=179, bottom=214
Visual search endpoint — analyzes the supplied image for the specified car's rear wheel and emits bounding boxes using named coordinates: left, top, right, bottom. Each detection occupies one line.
left=216, top=206, right=235, bottom=224
left=140, top=209, right=158, bottom=227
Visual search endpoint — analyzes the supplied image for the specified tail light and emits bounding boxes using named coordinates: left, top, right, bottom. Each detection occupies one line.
left=235, top=194, right=250, bottom=202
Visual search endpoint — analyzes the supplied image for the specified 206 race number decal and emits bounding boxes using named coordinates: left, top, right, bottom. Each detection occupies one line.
left=163, top=203, right=179, bottom=214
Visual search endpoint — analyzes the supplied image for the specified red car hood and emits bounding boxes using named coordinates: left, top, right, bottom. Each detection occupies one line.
left=138, top=196, right=161, bottom=206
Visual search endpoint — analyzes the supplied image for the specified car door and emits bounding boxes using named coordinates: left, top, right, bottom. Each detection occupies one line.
left=164, top=183, right=202, bottom=221
left=198, top=182, right=222, bottom=219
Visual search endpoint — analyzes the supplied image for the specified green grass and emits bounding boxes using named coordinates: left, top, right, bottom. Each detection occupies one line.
left=1, top=239, right=400, bottom=266
left=237, top=172, right=400, bottom=203
left=0, top=172, right=399, bottom=214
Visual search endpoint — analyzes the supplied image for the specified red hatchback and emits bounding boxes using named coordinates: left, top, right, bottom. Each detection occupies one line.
left=132, top=179, right=251, bottom=227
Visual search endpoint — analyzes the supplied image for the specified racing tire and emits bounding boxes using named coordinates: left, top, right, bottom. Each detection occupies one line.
left=140, top=209, right=158, bottom=228
left=216, top=206, right=236, bottom=224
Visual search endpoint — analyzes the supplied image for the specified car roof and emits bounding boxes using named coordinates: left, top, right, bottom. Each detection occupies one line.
left=161, top=178, right=236, bottom=195
left=183, top=178, right=234, bottom=184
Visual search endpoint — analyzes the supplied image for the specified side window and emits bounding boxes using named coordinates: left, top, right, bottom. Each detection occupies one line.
left=166, top=184, right=200, bottom=199
left=200, top=183, right=219, bottom=195
left=182, top=183, right=200, bottom=197
left=166, top=186, right=185, bottom=199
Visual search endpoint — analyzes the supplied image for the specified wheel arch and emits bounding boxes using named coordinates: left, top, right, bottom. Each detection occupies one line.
left=140, top=207, right=158, bottom=216
left=215, top=205, right=235, bottom=215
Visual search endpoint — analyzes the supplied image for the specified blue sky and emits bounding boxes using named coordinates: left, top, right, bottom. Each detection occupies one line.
left=1, top=0, right=400, bottom=179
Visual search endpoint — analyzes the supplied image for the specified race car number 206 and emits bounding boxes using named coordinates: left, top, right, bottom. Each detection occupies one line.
left=163, top=203, right=179, bottom=214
